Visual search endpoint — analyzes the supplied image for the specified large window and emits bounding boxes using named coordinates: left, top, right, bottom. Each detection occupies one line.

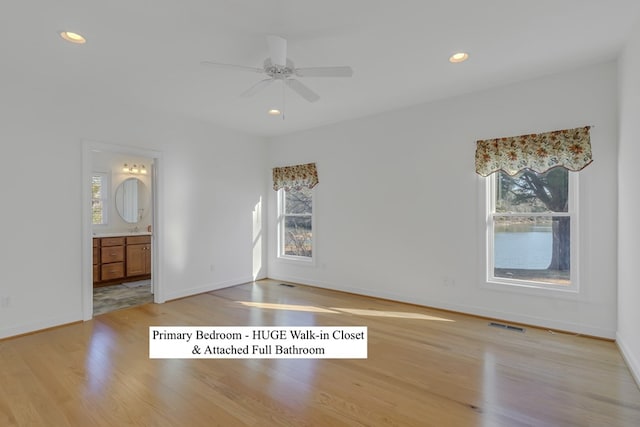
left=278, top=187, right=313, bottom=260
left=92, top=173, right=108, bottom=225
left=487, top=168, right=577, bottom=291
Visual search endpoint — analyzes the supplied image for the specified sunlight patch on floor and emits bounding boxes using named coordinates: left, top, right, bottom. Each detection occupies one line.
left=237, top=301, right=338, bottom=313
left=236, top=300, right=454, bottom=321
left=331, top=307, right=455, bottom=321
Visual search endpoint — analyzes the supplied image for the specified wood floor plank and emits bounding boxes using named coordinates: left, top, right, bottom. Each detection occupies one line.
left=1, top=279, right=639, bottom=426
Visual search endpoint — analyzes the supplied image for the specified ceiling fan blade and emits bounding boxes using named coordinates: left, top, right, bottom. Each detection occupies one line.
left=295, top=66, right=354, bottom=77
left=240, top=78, right=275, bottom=98
left=267, top=35, right=287, bottom=67
left=200, top=61, right=264, bottom=73
left=285, top=78, right=320, bottom=103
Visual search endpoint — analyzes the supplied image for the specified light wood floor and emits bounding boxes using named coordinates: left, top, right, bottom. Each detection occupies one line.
left=1, top=279, right=639, bottom=426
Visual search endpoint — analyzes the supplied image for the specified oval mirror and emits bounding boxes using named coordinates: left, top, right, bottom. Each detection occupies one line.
left=115, top=178, right=148, bottom=223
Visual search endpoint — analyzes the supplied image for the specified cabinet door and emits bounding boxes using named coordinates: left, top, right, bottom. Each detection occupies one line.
left=127, top=244, right=149, bottom=276
left=143, top=245, right=151, bottom=275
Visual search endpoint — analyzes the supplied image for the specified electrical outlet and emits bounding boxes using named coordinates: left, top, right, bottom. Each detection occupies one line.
left=443, top=277, right=456, bottom=287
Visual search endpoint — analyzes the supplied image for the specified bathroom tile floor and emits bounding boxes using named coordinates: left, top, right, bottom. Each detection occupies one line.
left=93, top=280, right=153, bottom=316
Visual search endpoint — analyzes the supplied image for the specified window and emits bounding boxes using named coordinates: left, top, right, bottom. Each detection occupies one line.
left=92, top=173, right=108, bottom=225
left=278, top=187, right=313, bottom=260
left=272, top=162, right=318, bottom=262
left=486, top=168, right=578, bottom=291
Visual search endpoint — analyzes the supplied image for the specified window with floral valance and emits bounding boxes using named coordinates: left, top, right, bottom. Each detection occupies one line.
left=475, top=126, right=592, bottom=177
left=273, top=162, right=318, bottom=261
left=272, top=162, right=319, bottom=191
left=476, top=126, right=592, bottom=292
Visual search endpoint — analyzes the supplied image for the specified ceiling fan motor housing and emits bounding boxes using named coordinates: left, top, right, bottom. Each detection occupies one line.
left=264, top=58, right=295, bottom=79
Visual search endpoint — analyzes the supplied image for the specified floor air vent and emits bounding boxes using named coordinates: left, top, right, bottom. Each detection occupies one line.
left=489, top=322, right=525, bottom=333
left=279, top=283, right=295, bottom=287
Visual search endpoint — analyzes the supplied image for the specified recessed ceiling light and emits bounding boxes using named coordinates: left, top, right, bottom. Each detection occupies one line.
left=268, top=109, right=281, bottom=116
left=60, top=31, right=86, bottom=44
left=449, top=52, right=469, bottom=63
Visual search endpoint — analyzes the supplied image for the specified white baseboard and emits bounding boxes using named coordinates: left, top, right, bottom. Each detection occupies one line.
left=0, top=312, right=83, bottom=340
left=163, top=276, right=255, bottom=302
left=268, top=274, right=615, bottom=339
left=617, top=333, right=640, bottom=389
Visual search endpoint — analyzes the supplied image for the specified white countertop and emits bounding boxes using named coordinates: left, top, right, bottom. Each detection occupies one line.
left=93, top=231, right=152, bottom=237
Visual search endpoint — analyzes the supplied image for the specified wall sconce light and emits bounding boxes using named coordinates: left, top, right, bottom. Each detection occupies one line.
left=123, top=163, right=147, bottom=174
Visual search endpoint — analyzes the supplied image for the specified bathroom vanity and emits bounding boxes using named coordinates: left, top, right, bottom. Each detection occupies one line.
left=93, top=233, right=151, bottom=287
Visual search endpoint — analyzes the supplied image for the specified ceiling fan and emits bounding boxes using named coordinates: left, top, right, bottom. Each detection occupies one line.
left=201, top=35, right=353, bottom=103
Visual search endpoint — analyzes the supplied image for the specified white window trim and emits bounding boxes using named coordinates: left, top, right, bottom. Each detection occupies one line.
left=479, top=171, right=580, bottom=297
left=276, top=188, right=316, bottom=265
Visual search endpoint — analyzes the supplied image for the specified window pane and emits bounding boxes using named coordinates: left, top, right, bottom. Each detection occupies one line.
left=285, top=188, right=312, bottom=214
left=284, top=216, right=312, bottom=257
left=493, top=215, right=570, bottom=284
left=92, top=200, right=104, bottom=224
left=496, top=169, right=568, bottom=213
left=92, top=174, right=106, bottom=225
left=92, top=175, right=103, bottom=198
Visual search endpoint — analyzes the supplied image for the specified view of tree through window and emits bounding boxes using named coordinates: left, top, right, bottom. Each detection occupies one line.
left=491, top=168, right=571, bottom=285
left=281, top=187, right=312, bottom=258
left=92, top=174, right=107, bottom=225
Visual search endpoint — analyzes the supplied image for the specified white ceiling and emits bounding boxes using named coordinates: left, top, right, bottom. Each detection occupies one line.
left=3, top=1, right=640, bottom=137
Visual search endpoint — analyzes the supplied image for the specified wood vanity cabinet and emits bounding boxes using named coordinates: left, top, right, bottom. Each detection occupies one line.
left=93, top=239, right=99, bottom=282
left=126, top=235, right=152, bottom=277
left=100, top=237, right=125, bottom=282
left=93, top=235, right=151, bottom=286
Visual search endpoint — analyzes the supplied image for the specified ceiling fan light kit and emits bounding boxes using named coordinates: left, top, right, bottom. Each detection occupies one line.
left=202, top=35, right=353, bottom=110
left=449, top=52, right=469, bottom=63
left=60, top=31, right=86, bottom=44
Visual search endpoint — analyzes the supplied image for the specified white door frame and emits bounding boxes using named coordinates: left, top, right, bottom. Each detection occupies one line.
left=81, top=140, right=164, bottom=320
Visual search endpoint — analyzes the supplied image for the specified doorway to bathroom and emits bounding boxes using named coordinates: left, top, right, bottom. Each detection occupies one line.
left=81, top=141, right=163, bottom=319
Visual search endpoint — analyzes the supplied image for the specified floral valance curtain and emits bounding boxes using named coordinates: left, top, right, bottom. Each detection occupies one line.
left=475, top=126, right=592, bottom=177
left=272, top=162, right=319, bottom=191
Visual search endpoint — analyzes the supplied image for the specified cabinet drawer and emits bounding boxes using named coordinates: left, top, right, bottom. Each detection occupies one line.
left=93, top=247, right=99, bottom=265
left=101, top=237, right=126, bottom=247
left=93, top=238, right=99, bottom=248
left=93, top=265, right=99, bottom=282
left=101, top=262, right=124, bottom=280
left=127, top=235, right=151, bottom=245
left=101, top=246, right=124, bottom=263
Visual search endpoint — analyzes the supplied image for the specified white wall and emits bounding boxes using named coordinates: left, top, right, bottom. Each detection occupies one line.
left=617, top=20, right=640, bottom=384
left=0, top=83, right=267, bottom=339
left=267, top=61, right=619, bottom=338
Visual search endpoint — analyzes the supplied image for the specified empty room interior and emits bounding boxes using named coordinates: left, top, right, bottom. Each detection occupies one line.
left=2, top=1, right=640, bottom=426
